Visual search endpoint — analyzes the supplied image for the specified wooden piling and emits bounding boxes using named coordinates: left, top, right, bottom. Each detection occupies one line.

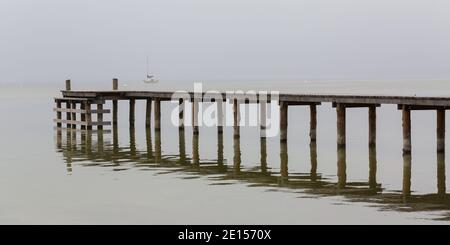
left=437, top=109, right=445, bottom=153
left=260, top=102, right=267, bottom=138
left=280, top=101, right=288, bottom=142
left=129, top=99, right=135, bottom=128
left=179, top=127, right=186, bottom=164
left=218, top=132, right=224, bottom=166
left=146, top=99, right=152, bottom=128
left=97, top=103, right=103, bottom=130
left=71, top=102, right=77, bottom=129
left=56, top=101, right=62, bottom=128
left=233, top=99, right=240, bottom=139
left=65, top=79, right=71, bottom=91
left=65, top=80, right=72, bottom=128
left=178, top=99, right=184, bottom=130
left=336, top=103, right=346, bottom=148
left=85, top=102, right=92, bottom=130
left=192, top=100, right=199, bottom=135
left=112, top=78, right=118, bottom=126
left=402, top=106, right=411, bottom=154
left=154, top=99, right=161, bottom=131
left=217, top=99, right=223, bottom=134
left=369, top=106, right=376, bottom=147
left=80, top=103, right=86, bottom=130
left=310, top=105, right=317, bottom=142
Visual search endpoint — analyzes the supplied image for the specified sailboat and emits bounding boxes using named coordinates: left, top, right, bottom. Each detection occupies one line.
left=143, top=57, right=159, bottom=84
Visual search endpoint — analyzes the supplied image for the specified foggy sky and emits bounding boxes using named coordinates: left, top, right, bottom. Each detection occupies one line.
left=1, top=0, right=450, bottom=84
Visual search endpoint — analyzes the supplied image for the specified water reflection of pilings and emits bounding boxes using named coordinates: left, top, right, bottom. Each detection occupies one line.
left=192, top=133, right=200, bottom=166
left=337, top=146, right=346, bottom=189
left=403, top=152, right=412, bottom=201
left=233, top=136, right=241, bottom=174
left=178, top=128, right=186, bottom=164
left=280, top=141, right=288, bottom=185
left=369, top=146, right=377, bottom=189
left=437, top=152, right=446, bottom=197
left=260, top=137, right=268, bottom=174
left=310, top=141, right=317, bottom=181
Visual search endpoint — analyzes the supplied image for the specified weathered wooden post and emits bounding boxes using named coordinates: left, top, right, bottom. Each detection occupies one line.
left=336, top=103, right=346, bottom=148
left=178, top=99, right=184, bottom=130
left=65, top=80, right=72, bottom=128
left=310, top=105, right=317, bottom=142
left=154, top=99, right=161, bottom=131
left=56, top=101, right=62, bottom=128
left=280, top=101, right=288, bottom=142
left=402, top=106, right=411, bottom=154
left=80, top=103, right=86, bottom=130
left=437, top=109, right=445, bottom=153
left=369, top=106, right=376, bottom=147
left=146, top=99, right=152, bottom=128
left=192, top=100, right=199, bottom=135
left=112, top=78, right=118, bottom=126
left=217, top=99, right=224, bottom=134
left=260, top=102, right=267, bottom=138
left=95, top=103, right=103, bottom=130
left=129, top=99, right=135, bottom=128
left=71, top=102, right=77, bottom=129
left=233, top=99, right=240, bottom=139
left=85, top=101, right=92, bottom=130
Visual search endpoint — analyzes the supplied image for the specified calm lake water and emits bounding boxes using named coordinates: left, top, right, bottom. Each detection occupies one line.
left=1, top=80, right=450, bottom=224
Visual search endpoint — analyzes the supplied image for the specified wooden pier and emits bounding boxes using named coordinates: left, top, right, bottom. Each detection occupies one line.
left=53, top=79, right=450, bottom=211
left=55, top=79, right=450, bottom=155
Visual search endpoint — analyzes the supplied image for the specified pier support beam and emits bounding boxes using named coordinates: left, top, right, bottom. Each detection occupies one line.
left=310, top=105, right=317, bottom=142
left=192, top=100, right=199, bottom=135
left=233, top=99, right=240, bottom=139
left=437, top=109, right=445, bottom=153
left=112, top=78, right=118, bottom=126
left=154, top=99, right=161, bottom=131
left=336, top=104, right=346, bottom=148
left=369, top=106, right=376, bottom=147
left=146, top=99, right=152, bottom=128
left=402, top=106, right=411, bottom=154
left=280, top=101, right=288, bottom=143
left=129, top=99, right=135, bottom=128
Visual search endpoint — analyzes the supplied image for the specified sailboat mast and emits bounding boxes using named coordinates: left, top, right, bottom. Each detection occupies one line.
left=146, top=56, right=149, bottom=76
